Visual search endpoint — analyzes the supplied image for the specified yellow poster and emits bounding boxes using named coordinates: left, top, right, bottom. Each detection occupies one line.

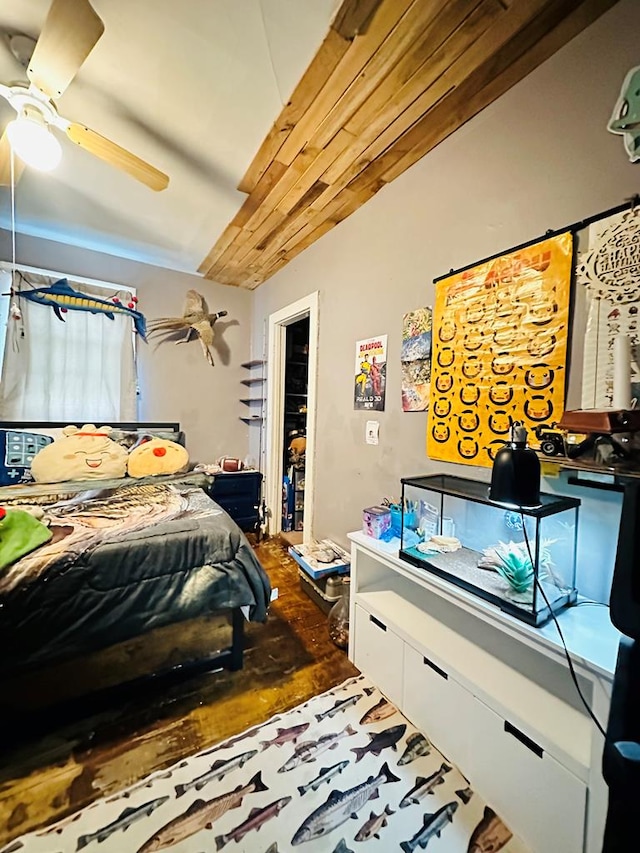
left=427, top=232, right=573, bottom=467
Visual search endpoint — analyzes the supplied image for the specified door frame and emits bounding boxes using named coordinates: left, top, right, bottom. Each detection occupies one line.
left=265, top=291, right=318, bottom=544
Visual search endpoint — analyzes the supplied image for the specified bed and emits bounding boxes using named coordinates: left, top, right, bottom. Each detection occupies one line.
left=0, top=422, right=271, bottom=690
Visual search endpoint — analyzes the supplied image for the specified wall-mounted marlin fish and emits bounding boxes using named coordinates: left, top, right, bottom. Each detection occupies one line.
left=16, top=279, right=147, bottom=339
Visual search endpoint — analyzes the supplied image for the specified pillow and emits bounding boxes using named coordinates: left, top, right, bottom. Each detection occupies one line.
left=31, top=425, right=128, bottom=483
left=0, top=430, right=54, bottom=486
left=127, top=437, right=189, bottom=478
left=110, top=428, right=185, bottom=449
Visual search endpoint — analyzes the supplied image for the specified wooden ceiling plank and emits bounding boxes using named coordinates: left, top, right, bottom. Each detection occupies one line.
left=275, top=0, right=418, bottom=167
left=340, top=0, right=504, bottom=148
left=331, top=0, right=385, bottom=39
left=275, top=129, right=356, bottom=216
left=232, top=209, right=288, bottom=268
left=237, top=145, right=322, bottom=238
left=381, top=0, right=608, bottom=183
left=256, top=194, right=350, bottom=270
left=237, top=28, right=350, bottom=194
left=317, top=0, right=565, bottom=202
left=231, top=161, right=288, bottom=228
left=320, top=0, right=505, bottom=189
left=205, top=0, right=618, bottom=287
left=296, top=0, right=459, bottom=160
left=197, top=224, right=241, bottom=275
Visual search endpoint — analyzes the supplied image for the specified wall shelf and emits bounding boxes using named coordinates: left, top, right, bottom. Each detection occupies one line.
left=241, top=360, right=265, bottom=369
left=539, top=454, right=640, bottom=482
left=241, top=377, right=266, bottom=387
left=240, top=415, right=263, bottom=423
left=240, top=398, right=264, bottom=405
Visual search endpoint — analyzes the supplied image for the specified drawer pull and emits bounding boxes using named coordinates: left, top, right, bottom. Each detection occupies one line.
left=423, top=656, right=448, bottom=680
left=369, top=615, right=387, bottom=632
left=504, top=721, right=543, bottom=758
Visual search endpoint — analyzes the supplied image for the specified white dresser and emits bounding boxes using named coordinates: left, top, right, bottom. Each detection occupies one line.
left=348, top=531, right=620, bottom=853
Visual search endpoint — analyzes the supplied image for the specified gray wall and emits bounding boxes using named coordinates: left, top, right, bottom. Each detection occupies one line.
left=251, top=0, right=640, bottom=602
left=0, top=230, right=253, bottom=463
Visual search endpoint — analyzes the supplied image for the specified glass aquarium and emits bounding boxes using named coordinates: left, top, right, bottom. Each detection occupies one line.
left=399, top=474, right=579, bottom=626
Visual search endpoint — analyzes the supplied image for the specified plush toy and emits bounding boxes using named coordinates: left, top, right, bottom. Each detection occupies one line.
left=0, top=506, right=52, bottom=571
left=127, top=437, right=189, bottom=479
left=30, top=425, right=128, bottom=483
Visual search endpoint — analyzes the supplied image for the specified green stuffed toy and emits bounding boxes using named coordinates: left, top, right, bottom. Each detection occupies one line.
left=0, top=507, right=52, bottom=571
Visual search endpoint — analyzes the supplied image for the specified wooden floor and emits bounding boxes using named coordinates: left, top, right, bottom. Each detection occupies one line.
left=0, top=538, right=358, bottom=848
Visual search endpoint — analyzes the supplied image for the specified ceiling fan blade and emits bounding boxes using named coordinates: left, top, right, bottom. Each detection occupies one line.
left=28, top=0, right=105, bottom=99
left=65, top=123, right=169, bottom=191
left=0, top=128, right=25, bottom=187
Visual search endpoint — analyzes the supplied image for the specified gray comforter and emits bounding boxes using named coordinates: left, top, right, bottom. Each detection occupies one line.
left=0, top=477, right=270, bottom=674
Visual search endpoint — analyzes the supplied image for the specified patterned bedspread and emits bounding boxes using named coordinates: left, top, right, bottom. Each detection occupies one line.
left=0, top=480, right=271, bottom=674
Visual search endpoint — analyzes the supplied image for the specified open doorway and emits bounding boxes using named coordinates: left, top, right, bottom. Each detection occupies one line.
left=265, top=293, right=318, bottom=544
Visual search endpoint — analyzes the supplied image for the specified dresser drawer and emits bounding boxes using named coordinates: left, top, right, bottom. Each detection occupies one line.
left=402, top=643, right=475, bottom=772
left=210, top=472, right=262, bottom=499
left=465, top=695, right=587, bottom=853
left=353, top=604, right=404, bottom=706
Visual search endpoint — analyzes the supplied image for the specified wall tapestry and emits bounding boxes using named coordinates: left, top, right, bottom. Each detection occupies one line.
left=354, top=335, right=387, bottom=411
left=578, top=206, right=640, bottom=408
left=427, top=232, right=573, bottom=467
left=401, top=308, right=432, bottom=412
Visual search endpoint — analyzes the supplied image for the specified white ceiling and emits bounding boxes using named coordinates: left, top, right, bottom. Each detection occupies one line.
left=0, top=0, right=337, bottom=274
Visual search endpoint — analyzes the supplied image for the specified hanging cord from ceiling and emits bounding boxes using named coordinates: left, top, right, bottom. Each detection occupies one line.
left=9, top=146, right=24, bottom=343
left=257, top=0, right=284, bottom=106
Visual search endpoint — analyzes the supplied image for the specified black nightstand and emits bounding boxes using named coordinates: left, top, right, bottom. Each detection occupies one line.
left=209, top=471, right=263, bottom=534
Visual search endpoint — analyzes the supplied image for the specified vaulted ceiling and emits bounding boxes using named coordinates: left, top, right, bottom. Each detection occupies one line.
left=0, top=0, right=620, bottom=286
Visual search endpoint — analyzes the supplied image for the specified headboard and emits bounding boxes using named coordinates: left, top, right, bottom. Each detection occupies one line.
left=0, top=422, right=185, bottom=486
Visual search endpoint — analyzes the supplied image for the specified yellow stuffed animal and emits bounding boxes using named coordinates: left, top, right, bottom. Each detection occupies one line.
left=127, top=437, right=189, bottom=479
left=31, top=425, right=128, bottom=483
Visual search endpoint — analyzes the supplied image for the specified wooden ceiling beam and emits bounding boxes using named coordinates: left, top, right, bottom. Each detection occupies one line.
left=200, top=0, right=620, bottom=287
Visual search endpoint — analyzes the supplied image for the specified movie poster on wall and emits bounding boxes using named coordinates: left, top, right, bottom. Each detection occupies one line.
left=427, top=232, right=573, bottom=467
left=578, top=207, right=640, bottom=408
left=354, top=335, right=387, bottom=411
left=401, top=307, right=432, bottom=412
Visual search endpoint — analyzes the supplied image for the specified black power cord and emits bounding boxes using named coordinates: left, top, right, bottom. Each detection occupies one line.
left=521, top=513, right=607, bottom=739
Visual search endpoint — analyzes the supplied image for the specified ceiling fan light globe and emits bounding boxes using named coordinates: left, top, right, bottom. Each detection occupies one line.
left=6, top=116, right=61, bottom=171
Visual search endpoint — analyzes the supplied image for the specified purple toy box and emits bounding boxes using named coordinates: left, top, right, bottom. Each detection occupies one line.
left=362, top=505, right=391, bottom=539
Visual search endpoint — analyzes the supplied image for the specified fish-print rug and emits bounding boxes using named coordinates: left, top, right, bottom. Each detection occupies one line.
left=3, top=676, right=529, bottom=853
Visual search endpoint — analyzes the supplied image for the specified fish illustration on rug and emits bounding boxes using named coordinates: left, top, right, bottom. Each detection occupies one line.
left=359, top=697, right=397, bottom=725
left=16, top=279, right=147, bottom=339
left=351, top=723, right=406, bottom=763
left=278, top=725, right=356, bottom=773
left=200, top=719, right=281, bottom=754
left=467, top=806, right=513, bottom=852
left=76, top=796, right=168, bottom=849
left=331, top=841, right=354, bottom=853
left=297, top=761, right=349, bottom=796
left=291, top=761, right=400, bottom=845
left=456, top=786, right=474, bottom=805
left=138, top=772, right=267, bottom=852
left=400, top=801, right=458, bottom=853
left=400, top=763, right=452, bottom=808
left=214, top=797, right=291, bottom=850
left=264, top=844, right=279, bottom=853
left=355, top=804, right=395, bottom=842
left=315, top=694, right=362, bottom=722
left=260, top=723, right=310, bottom=750
left=175, top=750, right=258, bottom=797
left=398, top=732, right=431, bottom=765
left=363, top=686, right=376, bottom=696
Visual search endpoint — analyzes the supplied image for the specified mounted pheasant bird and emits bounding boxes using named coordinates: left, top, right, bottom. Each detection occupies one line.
left=148, top=290, right=227, bottom=366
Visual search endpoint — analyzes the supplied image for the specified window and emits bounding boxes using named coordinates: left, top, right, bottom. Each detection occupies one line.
left=0, top=266, right=137, bottom=422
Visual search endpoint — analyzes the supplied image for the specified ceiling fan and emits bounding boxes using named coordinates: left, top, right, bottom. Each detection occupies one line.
left=0, top=0, right=169, bottom=191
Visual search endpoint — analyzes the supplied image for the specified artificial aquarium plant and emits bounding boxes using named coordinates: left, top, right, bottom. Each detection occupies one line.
left=478, top=539, right=556, bottom=594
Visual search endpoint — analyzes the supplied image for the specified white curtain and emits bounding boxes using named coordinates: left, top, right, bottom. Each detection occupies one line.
left=0, top=271, right=137, bottom=422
